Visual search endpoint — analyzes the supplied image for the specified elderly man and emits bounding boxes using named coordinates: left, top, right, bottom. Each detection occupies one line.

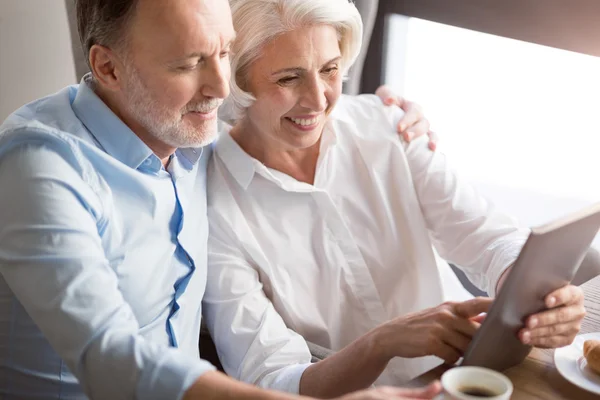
left=0, top=0, right=437, bottom=399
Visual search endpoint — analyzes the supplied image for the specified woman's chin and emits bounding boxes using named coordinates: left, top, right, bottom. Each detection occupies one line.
left=284, top=128, right=323, bottom=150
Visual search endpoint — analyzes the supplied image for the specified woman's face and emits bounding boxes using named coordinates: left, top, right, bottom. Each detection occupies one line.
left=242, top=24, right=343, bottom=151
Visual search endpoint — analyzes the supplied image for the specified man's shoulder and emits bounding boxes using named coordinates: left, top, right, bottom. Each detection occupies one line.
left=0, top=86, right=104, bottom=189
left=1, top=85, right=97, bottom=150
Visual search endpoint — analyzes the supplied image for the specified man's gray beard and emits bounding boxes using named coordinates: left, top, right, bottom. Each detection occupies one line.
left=124, top=68, right=221, bottom=149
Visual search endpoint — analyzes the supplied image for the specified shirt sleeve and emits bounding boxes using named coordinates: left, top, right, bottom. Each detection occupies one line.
left=0, top=140, right=215, bottom=400
left=381, top=106, right=531, bottom=297
left=203, top=197, right=312, bottom=394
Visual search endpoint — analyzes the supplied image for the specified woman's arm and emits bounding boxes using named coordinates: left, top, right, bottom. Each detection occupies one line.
left=204, top=209, right=312, bottom=393
left=396, top=120, right=584, bottom=348
left=205, top=208, right=393, bottom=397
left=399, top=133, right=530, bottom=296
left=204, top=168, right=441, bottom=399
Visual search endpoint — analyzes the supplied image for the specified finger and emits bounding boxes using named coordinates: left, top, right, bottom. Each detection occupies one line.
left=378, top=381, right=442, bottom=399
left=526, top=304, right=586, bottom=329
left=454, top=297, right=494, bottom=319
left=470, top=313, right=487, bottom=324
left=427, top=131, right=438, bottom=151
left=375, top=85, right=405, bottom=108
left=401, top=120, right=430, bottom=142
left=396, top=102, right=423, bottom=134
left=519, top=321, right=581, bottom=343
left=427, top=130, right=439, bottom=143
left=432, top=338, right=463, bottom=364
left=450, top=316, right=481, bottom=339
left=526, top=333, right=577, bottom=349
left=440, top=328, right=473, bottom=354
left=544, top=285, right=584, bottom=309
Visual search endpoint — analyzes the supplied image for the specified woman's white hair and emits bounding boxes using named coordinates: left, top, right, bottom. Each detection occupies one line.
left=221, top=0, right=363, bottom=122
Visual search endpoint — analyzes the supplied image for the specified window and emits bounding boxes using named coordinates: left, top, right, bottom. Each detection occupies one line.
left=385, top=16, right=600, bottom=242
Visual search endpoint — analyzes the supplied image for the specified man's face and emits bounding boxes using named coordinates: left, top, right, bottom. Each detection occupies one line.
left=119, top=0, right=234, bottom=149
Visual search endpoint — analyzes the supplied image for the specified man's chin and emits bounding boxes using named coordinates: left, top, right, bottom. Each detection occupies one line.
left=165, top=129, right=219, bottom=149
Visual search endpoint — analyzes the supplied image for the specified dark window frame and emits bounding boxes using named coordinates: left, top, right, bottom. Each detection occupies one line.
left=361, top=0, right=600, bottom=93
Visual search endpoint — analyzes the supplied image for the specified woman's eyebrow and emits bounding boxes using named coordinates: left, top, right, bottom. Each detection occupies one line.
left=271, top=56, right=342, bottom=75
left=271, top=67, right=304, bottom=75
left=322, top=56, right=342, bottom=66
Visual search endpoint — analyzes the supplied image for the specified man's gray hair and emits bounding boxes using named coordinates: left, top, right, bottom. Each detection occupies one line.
left=221, top=0, right=363, bottom=122
left=75, top=0, right=139, bottom=70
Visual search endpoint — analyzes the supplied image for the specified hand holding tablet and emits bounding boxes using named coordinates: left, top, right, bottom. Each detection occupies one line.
left=462, top=202, right=600, bottom=371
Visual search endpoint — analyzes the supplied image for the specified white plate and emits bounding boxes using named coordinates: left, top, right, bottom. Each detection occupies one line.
left=554, top=332, right=600, bottom=394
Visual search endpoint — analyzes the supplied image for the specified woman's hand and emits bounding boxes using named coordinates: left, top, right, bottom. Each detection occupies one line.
left=336, top=382, right=442, bottom=400
left=375, top=85, right=438, bottom=150
left=374, top=297, right=493, bottom=365
left=519, top=284, right=586, bottom=348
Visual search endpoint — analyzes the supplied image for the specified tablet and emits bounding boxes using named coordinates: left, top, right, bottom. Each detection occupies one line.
left=461, top=202, right=600, bottom=371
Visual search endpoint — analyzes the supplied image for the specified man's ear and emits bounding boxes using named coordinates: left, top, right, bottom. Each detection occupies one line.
left=88, top=44, right=127, bottom=92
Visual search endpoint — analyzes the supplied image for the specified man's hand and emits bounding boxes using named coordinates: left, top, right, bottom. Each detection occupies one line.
left=337, top=382, right=442, bottom=400
left=519, top=284, right=586, bottom=348
left=375, top=297, right=493, bottom=365
left=375, top=85, right=438, bottom=151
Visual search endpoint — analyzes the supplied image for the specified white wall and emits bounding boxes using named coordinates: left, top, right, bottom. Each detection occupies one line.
left=0, top=0, right=77, bottom=122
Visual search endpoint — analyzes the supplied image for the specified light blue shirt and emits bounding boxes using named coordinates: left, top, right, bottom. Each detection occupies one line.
left=0, top=76, right=215, bottom=399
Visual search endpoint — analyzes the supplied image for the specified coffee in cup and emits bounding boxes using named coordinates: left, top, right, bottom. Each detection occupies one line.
left=440, top=366, right=513, bottom=399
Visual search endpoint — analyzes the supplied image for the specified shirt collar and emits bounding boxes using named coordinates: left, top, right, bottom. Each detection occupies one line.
left=215, top=121, right=339, bottom=191
left=214, top=124, right=257, bottom=189
left=176, top=147, right=203, bottom=168
left=71, top=74, right=204, bottom=170
left=71, top=74, right=153, bottom=169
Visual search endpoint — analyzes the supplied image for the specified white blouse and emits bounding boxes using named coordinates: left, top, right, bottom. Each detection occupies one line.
left=203, top=95, right=530, bottom=391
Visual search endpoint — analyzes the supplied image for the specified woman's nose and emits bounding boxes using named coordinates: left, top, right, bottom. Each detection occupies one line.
left=301, top=78, right=327, bottom=112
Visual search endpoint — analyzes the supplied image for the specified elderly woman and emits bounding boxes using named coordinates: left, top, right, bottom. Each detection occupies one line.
left=203, top=0, right=586, bottom=397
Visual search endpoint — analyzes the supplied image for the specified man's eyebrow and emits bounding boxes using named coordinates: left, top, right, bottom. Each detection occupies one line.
left=177, top=52, right=204, bottom=61
left=226, top=33, right=237, bottom=47
left=171, top=35, right=237, bottom=63
left=271, top=56, right=342, bottom=75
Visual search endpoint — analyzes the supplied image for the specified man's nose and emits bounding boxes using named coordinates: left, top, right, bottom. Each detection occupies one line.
left=202, top=59, right=231, bottom=100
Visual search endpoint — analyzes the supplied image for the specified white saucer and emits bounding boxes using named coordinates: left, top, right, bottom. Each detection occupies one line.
left=554, top=332, right=600, bottom=394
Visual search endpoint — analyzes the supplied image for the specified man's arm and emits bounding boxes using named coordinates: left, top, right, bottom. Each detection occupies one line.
left=185, top=371, right=303, bottom=400
left=185, top=371, right=441, bottom=400
left=0, top=140, right=213, bottom=400
left=375, top=86, right=438, bottom=150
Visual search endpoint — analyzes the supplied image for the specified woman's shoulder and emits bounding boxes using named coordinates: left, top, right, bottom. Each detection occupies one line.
left=331, top=94, right=405, bottom=141
left=332, top=94, right=387, bottom=121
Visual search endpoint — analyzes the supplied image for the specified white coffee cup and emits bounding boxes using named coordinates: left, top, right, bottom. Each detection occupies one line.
left=438, top=366, right=513, bottom=399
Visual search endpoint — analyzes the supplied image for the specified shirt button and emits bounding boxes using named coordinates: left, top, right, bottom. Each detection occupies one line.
left=144, top=159, right=152, bottom=166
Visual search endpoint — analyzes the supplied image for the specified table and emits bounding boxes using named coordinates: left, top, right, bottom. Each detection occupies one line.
left=408, top=275, right=600, bottom=399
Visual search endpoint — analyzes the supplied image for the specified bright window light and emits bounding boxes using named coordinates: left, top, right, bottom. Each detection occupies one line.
left=385, top=16, right=600, bottom=239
